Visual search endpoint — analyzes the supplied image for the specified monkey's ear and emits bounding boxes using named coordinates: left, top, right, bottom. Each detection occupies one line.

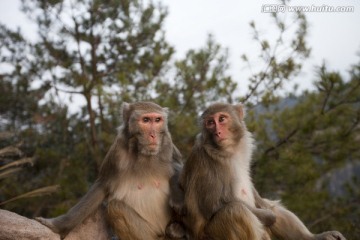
left=162, top=107, right=169, bottom=115
left=121, top=102, right=131, bottom=122
left=234, top=103, right=245, bottom=120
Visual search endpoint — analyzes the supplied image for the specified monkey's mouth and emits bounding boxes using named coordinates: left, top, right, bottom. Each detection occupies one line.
left=214, top=137, right=230, bottom=147
left=147, top=143, right=159, bottom=149
left=214, top=135, right=226, bottom=142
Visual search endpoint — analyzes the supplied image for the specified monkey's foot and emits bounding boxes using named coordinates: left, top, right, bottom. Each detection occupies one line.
left=35, top=217, right=70, bottom=240
left=314, top=231, right=346, bottom=240
left=35, top=217, right=59, bottom=233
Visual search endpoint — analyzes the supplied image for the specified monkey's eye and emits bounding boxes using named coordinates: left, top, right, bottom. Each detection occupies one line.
left=206, top=119, right=215, bottom=127
left=155, top=117, right=162, bottom=122
left=219, top=116, right=226, bottom=122
left=143, top=117, right=150, bottom=123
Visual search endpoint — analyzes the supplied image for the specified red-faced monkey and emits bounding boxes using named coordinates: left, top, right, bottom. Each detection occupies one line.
left=179, top=103, right=346, bottom=240
left=36, top=102, right=185, bottom=240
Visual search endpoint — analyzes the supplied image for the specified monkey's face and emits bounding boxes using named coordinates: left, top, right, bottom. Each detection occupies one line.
left=204, top=111, right=234, bottom=147
left=136, top=112, right=165, bottom=155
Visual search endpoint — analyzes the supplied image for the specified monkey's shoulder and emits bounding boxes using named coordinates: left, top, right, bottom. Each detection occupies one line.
left=183, top=147, right=211, bottom=172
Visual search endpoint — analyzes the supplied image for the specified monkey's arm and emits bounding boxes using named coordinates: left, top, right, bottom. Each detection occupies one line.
left=252, top=188, right=346, bottom=240
left=166, top=179, right=187, bottom=240
left=169, top=144, right=185, bottom=215
left=36, top=180, right=106, bottom=239
left=197, top=179, right=228, bottom=220
left=169, top=168, right=185, bottom=216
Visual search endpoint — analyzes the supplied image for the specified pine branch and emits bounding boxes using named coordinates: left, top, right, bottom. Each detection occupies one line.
left=0, top=157, right=34, bottom=171
left=0, top=146, right=23, bottom=158
left=0, top=185, right=60, bottom=206
left=0, top=168, right=22, bottom=179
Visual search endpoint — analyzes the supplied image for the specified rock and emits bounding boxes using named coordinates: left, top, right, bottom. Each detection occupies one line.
left=0, top=209, right=60, bottom=240
left=0, top=208, right=112, bottom=240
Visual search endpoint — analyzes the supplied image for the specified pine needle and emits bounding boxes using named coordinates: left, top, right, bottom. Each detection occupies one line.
left=0, top=167, right=22, bottom=179
left=0, top=157, right=34, bottom=171
left=0, top=185, right=60, bottom=206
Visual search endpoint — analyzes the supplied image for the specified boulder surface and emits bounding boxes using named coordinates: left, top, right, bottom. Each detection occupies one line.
left=0, top=208, right=111, bottom=240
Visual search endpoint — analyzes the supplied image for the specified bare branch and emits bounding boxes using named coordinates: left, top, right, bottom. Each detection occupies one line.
left=0, top=146, right=23, bottom=158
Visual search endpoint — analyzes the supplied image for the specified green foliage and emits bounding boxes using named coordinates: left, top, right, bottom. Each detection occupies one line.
left=157, top=34, right=237, bottom=155
left=0, top=132, right=59, bottom=216
left=250, top=62, right=360, bottom=238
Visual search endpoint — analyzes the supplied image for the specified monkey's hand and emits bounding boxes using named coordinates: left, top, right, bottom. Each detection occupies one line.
left=169, top=197, right=186, bottom=216
left=165, top=222, right=186, bottom=240
left=242, top=201, right=276, bottom=227
left=313, top=231, right=346, bottom=240
left=255, top=209, right=276, bottom=227
left=35, top=217, right=60, bottom=233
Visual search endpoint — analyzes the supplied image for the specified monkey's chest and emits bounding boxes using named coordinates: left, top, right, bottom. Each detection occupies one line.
left=232, top=159, right=256, bottom=207
left=233, top=174, right=255, bottom=206
left=110, top=178, right=171, bottom=232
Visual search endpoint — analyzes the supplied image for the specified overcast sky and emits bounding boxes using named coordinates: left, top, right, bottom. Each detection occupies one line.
left=1, top=0, right=359, bottom=95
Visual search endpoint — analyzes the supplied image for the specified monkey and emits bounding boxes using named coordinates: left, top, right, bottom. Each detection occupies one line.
left=36, top=101, right=186, bottom=240
left=178, top=102, right=346, bottom=240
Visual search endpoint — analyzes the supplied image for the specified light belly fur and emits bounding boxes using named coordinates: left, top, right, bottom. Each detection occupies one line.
left=111, top=177, right=171, bottom=234
left=232, top=150, right=256, bottom=207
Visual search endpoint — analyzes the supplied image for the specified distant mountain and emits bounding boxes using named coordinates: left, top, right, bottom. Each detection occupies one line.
left=316, top=161, right=360, bottom=197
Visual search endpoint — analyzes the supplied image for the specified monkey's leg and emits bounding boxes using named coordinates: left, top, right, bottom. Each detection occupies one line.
left=252, top=189, right=346, bottom=240
left=205, top=201, right=266, bottom=240
left=107, top=200, right=159, bottom=240
left=35, top=181, right=105, bottom=239
left=269, top=202, right=346, bottom=240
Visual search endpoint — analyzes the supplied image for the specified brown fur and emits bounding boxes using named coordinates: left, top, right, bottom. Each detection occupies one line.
left=36, top=102, right=184, bottom=240
left=179, top=103, right=271, bottom=240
